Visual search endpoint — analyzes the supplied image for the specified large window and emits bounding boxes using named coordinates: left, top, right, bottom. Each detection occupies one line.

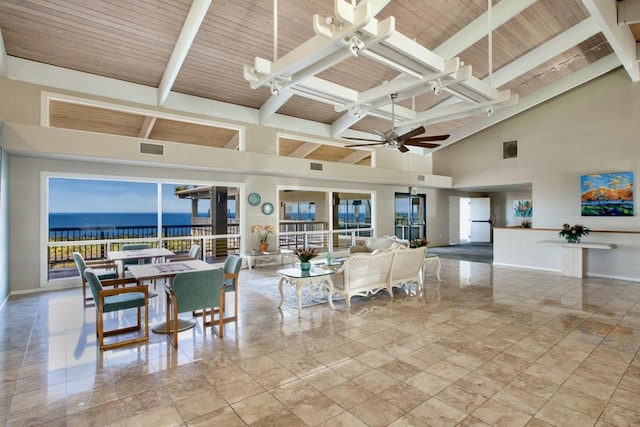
left=47, top=176, right=240, bottom=281
left=283, top=201, right=316, bottom=220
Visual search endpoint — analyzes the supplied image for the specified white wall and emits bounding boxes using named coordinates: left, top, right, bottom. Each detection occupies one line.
left=434, top=68, right=640, bottom=279
left=0, top=121, right=9, bottom=304
left=434, top=68, right=640, bottom=232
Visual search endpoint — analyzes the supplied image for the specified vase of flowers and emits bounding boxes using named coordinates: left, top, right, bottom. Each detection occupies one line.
left=294, top=247, right=319, bottom=272
left=410, top=237, right=429, bottom=248
left=559, top=223, right=590, bottom=243
left=252, top=225, right=275, bottom=251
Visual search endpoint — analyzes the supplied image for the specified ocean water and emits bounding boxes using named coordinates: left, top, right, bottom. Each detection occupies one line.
left=48, top=212, right=223, bottom=238
left=49, top=212, right=200, bottom=229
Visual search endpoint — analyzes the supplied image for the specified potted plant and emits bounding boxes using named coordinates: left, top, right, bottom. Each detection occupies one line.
left=252, top=225, right=275, bottom=251
left=294, top=247, right=319, bottom=272
left=559, top=223, right=590, bottom=243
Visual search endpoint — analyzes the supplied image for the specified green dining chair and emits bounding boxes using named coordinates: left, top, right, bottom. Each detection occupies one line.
left=221, top=254, right=242, bottom=323
left=165, top=268, right=225, bottom=348
left=166, top=244, right=201, bottom=262
left=121, top=243, right=153, bottom=266
left=73, top=252, right=118, bottom=307
left=84, top=268, right=149, bottom=350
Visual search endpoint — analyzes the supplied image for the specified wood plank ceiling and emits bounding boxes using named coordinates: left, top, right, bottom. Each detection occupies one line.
left=0, top=0, right=638, bottom=164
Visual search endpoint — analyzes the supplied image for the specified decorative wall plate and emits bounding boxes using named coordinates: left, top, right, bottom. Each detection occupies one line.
left=262, top=202, right=274, bottom=215
left=248, top=192, right=261, bottom=206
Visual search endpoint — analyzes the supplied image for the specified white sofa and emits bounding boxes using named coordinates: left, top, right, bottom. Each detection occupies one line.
left=348, top=235, right=409, bottom=255
left=330, top=246, right=426, bottom=307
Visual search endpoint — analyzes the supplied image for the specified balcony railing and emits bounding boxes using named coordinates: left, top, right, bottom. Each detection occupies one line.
left=48, top=222, right=375, bottom=280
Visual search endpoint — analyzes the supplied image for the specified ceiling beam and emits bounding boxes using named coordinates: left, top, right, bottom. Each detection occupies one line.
left=138, top=116, right=157, bottom=139
left=339, top=150, right=372, bottom=164
left=259, top=92, right=294, bottom=124
left=224, top=133, right=239, bottom=150
left=243, top=0, right=385, bottom=90
left=582, top=0, right=639, bottom=82
left=330, top=0, right=534, bottom=137
left=157, top=0, right=211, bottom=106
left=0, top=29, right=7, bottom=77
left=289, top=142, right=321, bottom=158
left=488, top=17, right=600, bottom=88
left=434, top=0, right=539, bottom=58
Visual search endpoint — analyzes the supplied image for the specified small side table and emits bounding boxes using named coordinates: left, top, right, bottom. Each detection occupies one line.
left=277, top=268, right=336, bottom=317
left=423, top=254, right=442, bottom=281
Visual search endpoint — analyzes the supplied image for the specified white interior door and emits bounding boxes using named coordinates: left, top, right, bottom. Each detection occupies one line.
left=449, top=196, right=461, bottom=244
left=470, top=198, right=491, bottom=242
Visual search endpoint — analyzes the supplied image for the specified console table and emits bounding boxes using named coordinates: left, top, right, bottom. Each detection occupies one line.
left=537, top=240, right=616, bottom=278
left=242, top=249, right=294, bottom=272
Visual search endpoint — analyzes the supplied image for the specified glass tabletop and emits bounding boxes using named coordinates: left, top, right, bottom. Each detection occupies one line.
left=278, top=267, right=333, bottom=278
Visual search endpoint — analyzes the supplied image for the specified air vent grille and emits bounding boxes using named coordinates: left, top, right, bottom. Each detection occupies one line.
left=417, top=175, right=425, bottom=181
left=503, top=141, right=517, bottom=159
left=140, top=142, right=164, bottom=155
left=310, top=162, right=323, bottom=171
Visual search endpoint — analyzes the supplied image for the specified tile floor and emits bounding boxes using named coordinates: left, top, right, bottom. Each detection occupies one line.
left=1, top=259, right=640, bottom=426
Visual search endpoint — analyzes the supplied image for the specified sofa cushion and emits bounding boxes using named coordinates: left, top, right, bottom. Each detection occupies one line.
left=364, top=235, right=407, bottom=252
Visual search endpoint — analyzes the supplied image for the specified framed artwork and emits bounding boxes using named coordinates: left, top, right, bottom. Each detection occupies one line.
left=581, top=172, right=634, bottom=216
left=513, top=199, right=532, bottom=217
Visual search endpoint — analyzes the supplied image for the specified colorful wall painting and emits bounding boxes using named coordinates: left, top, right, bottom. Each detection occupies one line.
left=513, top=199, right=532, bottom=217
left=581, top=172, right=634, bottom=216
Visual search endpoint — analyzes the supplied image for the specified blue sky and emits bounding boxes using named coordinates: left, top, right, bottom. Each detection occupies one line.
left=49, top=178, right=203, bottom=213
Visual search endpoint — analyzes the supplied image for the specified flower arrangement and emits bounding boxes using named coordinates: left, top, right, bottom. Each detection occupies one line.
left=410, top=238, right=429, bottom=248
left=294, top=247, right=319, bottom=262
left=251, top=224, right=275, bottom=243
left=559, top=223, right=590, bottom=243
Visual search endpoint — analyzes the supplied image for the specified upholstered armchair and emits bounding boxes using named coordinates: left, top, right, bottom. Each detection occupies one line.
left=84, top=268, right=149, bottom=350
left=73, top=252, right=118, bottom=307
left=165, top=269, right=225, bottom=348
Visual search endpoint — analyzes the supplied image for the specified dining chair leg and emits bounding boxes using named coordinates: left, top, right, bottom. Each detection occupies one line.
left=219, top=289, right=225, bottom=338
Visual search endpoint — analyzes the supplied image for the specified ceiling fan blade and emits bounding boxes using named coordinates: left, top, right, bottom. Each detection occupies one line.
left=397, top=144, right=410, bottom=153
left=344, top=142, right=387, bottom=148
left=406, top=134, right=450, bottom=142
left=403, top=140, right=441, bottom=149
left=396, top=126, right=426, bottom=142
left=342, top=137, right=384, bottom=142
left=374, top=129, right=391, bottom=141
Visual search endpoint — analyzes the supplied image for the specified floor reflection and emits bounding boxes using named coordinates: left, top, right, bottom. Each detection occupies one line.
left=1, top=258, right=640, bottom=425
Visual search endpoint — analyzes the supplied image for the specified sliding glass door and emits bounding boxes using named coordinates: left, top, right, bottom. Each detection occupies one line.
left=394, top=193, right=426, bottom=242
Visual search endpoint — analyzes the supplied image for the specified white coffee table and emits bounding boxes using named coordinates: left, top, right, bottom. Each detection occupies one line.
left=277, top=267, right=336, bottom=317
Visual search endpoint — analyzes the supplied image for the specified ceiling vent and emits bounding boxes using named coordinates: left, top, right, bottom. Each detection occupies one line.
left=503, top=141, right=517, bottom=159
left=310, top=162, right=323, bottom=171
left=140, top=142, right=164, bottom=156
